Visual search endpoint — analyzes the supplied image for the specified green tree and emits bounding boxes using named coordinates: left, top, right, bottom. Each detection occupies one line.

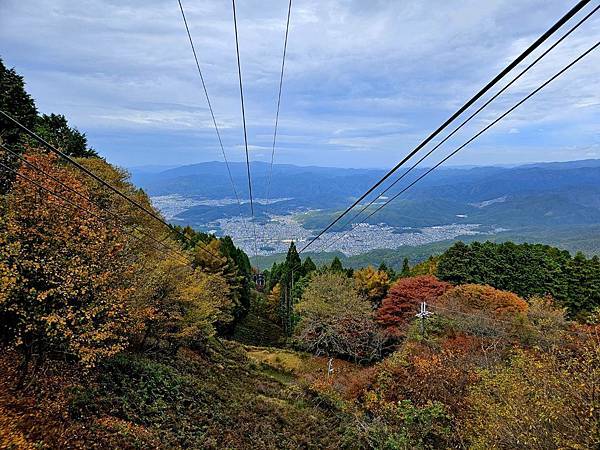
left=284, top=241, right=302, bottom=273
left=34, top=113, right=98, bottom=158
left=330, top=256, right=344, bottom=272
left=436, top=241, right=598, bottom=316
left=379, top=261, right=397, bottom=280
left=0, top=58, right=37, bottom=148
left=401, top=257, right=411, bottom=277
left=0, top=58, right=38, bottom=192
left=301, top=256, right=317, bottom=275
left=565, top=251, right=600, bottom=318
left=279, top=242, right=302, bottom=335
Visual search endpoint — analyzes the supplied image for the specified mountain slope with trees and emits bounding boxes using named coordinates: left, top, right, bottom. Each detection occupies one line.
left=2, top=58, right=599, bottom=449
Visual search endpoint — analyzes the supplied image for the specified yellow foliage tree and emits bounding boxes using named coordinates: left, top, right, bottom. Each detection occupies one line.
left=463, top=345, right=600, bottom=449
left=0, top=152, right=133, bottom=373
left=265, top=283, right=282, bottom=323
left=353, top=266, right=390, bottom=306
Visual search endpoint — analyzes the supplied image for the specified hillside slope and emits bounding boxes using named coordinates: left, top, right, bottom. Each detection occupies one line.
left=0, top=342, right=353, bottom=449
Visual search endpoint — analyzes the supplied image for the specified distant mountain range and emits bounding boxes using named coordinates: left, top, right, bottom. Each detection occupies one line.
left=131, top=159, right=600, bottom=226
left=131, top=161, right=384, bottom=209
left=130, top=159, right=600, bottom=260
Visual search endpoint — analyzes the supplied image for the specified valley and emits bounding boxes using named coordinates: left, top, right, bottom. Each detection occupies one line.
left=138, top=159, right=600, bottom=263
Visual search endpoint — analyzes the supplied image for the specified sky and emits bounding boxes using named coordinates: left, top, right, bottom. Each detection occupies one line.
left=1, top=0, right=599, bottom=170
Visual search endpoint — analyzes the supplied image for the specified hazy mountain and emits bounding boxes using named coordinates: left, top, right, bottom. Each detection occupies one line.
left=133, top=159, right=600, bottom=256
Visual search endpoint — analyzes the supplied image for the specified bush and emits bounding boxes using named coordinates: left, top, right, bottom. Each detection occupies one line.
left=354, top=398, right=452, bottom=450
left=463, top=345, right=600, bottom=449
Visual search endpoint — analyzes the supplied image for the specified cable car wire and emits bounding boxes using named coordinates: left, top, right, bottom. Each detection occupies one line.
left=0, top=110, right=223, bottom=261
left=355, top=40, right=599, bottom=230
left=177, top=0, right=249, bottom=235
left=299, top=0, right=592, bottom=253
left=0, top=160, right=192, bottom=266
left=314, top=4, right=599, bottom=253
left=1, top=145, right=193, bottom=264
left=262, top=0, right=293, bottom=246
left=232, top=0, right=259, bottom=261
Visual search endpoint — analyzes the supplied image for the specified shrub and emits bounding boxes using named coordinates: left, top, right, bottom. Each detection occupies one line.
left=355, top=398, right=452, bottom=450
left=463, top=345, right=600, bottom=449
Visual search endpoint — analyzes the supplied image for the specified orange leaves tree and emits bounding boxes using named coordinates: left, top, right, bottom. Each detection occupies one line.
left=436, top=283, right=528, bottom=316
left=433, top=284, right=529, bottom=339
left=376, top=275, right=450, bottom=334
left=0, top=152, right=133, bottom=373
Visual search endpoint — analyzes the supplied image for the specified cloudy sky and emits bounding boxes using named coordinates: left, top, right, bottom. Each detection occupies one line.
left=1, top=0, right=599, bottom=169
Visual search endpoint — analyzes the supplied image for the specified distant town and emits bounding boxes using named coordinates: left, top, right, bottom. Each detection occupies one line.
left=152, top=195, right=502, bottom=256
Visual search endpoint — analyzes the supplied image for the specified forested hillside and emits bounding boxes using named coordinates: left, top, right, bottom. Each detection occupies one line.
left=2, top=59, right=600, bottom=449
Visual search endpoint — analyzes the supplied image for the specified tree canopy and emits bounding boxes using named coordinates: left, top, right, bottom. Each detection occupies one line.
left=376, top=275, right=450, bottom=332
left=437, top=241, right=600, bottom=316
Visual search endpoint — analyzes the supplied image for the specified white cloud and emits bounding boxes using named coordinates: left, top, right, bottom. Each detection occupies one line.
left=0, top=0, right=598, bottom=167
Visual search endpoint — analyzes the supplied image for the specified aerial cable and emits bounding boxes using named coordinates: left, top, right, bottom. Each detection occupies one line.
left=176, top=0, right=250, bottom=235
left=232, top=0, right=259, bottom=262
left=354, top=40, right=599, bottom=229
left=0, top=160, right=192, bottom=267
left=262, top=0, right=293, bottom=246
left=1, top=144, right=193, bottom=264
left=299, top=0, right=592, bottom=253
left=0, top=157, right=191, bottom=266
left=0, top=110, right=223, bottom=261
left=314, top=4, right=599, bottom=253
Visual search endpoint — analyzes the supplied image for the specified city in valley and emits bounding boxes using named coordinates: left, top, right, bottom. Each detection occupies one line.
left=152, top=194, right=500, bottom=256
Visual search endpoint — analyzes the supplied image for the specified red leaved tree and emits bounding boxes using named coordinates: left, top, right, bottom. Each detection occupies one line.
left=376, top=275, right=450, bottom=332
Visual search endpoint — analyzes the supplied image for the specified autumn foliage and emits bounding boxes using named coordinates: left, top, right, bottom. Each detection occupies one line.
left=376, top=275, right=450, bottom=332
left=295, top=272, right=386, bottom=361
left=353, top=266, right=390, bottom=306
left=0, top=153, right=133, bottom=370
left=436, top=283, right=528, bottom=317
left=0, top=151, right=240, bottom=376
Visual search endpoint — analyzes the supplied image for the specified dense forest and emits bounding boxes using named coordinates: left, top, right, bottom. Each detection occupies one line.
left=1, top=59, right=600, bottom=448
